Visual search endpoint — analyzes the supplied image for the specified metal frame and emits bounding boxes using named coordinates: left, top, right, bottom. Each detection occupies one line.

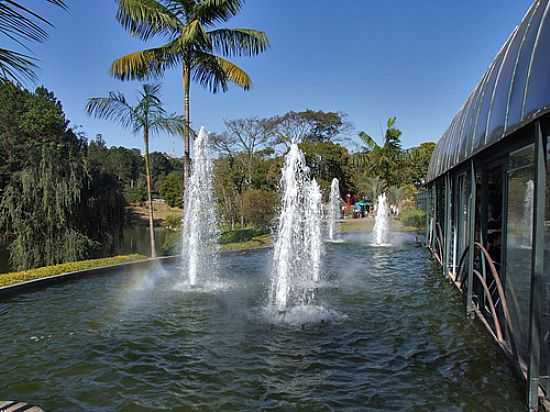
left=527, top=121, right=546, bottom=410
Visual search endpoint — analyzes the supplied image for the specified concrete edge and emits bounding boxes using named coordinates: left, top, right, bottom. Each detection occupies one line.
left=0, top=255, right=179, bottom=299
left=0, top=246, right=274, bottom=299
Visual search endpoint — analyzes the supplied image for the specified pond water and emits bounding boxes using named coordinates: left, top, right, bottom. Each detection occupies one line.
left=0, top=234, right=525, bottom=411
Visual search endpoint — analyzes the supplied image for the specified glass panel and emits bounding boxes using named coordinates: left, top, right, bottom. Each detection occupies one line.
left=507, top=1, right=545, bottom=130
left=524, top=4, right=550, bottom=118
left=506, top=144, right=535, bottom=362
left=543, top=134, right=550, bottom=390
left=487, top=26, right=523, bottom=143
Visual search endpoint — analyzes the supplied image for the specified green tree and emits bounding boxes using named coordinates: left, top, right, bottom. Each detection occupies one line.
left=160, top=171, right=183, bottom=207
left=241, top=189, right=277, bottom=229
left=269, top=110, right=351, bottom=147
left=405, top=142, right=436, bottom=187
left=110, top=0, right=269, bottom=186
left=86, top=83, right=182, bottom=258
left=0, top=82, right=126, bottom=270
left=0, top=0, right=66, bottom=83
left=357, top=116, right=403, bottom=189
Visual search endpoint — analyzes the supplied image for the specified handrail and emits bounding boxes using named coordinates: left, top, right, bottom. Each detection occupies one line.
left=474, top=242, right=514, bottom=339
left=473, top=269, right=504, bottom=342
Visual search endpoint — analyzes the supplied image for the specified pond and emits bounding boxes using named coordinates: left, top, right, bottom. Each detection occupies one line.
left=0, top=234, right=524, bottom=411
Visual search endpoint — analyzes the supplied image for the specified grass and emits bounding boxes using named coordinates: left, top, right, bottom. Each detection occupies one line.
left=0, top=254, right=147, bottom=288
left=339, top=216, right=422, bottom=234
left=221, top=233, right=273, bottom=251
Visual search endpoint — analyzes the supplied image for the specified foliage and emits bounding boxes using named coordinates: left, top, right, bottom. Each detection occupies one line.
left=163, top=213, right=181, bottom=231
left=0, top=254, right=146, bottom=287
left=159, top=171, right=183, bottom=207
left=0, top=0, right=66, bottom=83
left=0, top=82, right=126, bottom=270
left=357, top=116, right=403, bottom=189
left=399, top=208, right=426, bottom=229
left=241, top=189, right=277, bottom=229
left=404, top=142, right=436, bottom=188
left=356, top=176, right=384, bottom=202
left=269, top=110, right=351, bottom=147
left=111, top=0, right=270, bottom=175
left=219, top=227, right=269, bottom=244
left=86, top=83, right=182, bottom=258
left=300, top=140, right=355, bottom=198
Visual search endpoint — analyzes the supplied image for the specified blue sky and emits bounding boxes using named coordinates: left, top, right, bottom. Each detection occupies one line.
left=28, top=0, right=533, bottom=155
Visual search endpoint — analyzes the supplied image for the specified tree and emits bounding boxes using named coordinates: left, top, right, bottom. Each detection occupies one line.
left=86, top=84, right=182, bottom=258
left=269, top=110, right=351, bottom=148
left=160, top=171, right=183, bottom=207
left=110, top=0, right=269, bottom=188
left=241, top=189, right=277, bottom=229
left=405, top=142, right=436, bottom=188
left=0, top=0, right=66, bottom=83
left=0, top=82, right=126, bottom=270
left=357, top=116, right=403, bottom=189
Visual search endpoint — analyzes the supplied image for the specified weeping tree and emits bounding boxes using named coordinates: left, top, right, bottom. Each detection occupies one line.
left=111, top=0, right=269, bottom=186
left=86, top=84, right=182, bottom=258
left=0, top=143, right=94, bottom=269
left=0, top=0, right=66, bottom=83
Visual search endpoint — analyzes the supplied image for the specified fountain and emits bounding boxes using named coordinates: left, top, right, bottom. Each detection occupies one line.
left=328, top=178, right=340, bottom=241
left=373, top=193, right=390, bottom=246
left=270, top=144, right=323, bottom=311
left=180, top=127, right=219, bottom=286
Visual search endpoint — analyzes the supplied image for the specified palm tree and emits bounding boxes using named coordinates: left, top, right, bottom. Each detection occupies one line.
left=110, top=0, right=269, bottom=185
left=85, top=84, right=182, bottom=258
left=356, top=116, right=403, bottom=189
left=0, top=0, right=66, bottom=83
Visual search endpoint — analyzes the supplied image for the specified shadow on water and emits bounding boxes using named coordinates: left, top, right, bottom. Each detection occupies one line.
left=0, top=235, right=525, bottom=411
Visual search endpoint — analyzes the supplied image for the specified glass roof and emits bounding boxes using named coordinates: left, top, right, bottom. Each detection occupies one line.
left=427, top=0, right=550, bottom=182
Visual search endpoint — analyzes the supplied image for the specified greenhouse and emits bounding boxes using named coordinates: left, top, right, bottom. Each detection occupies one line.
left=426, top=0, right=550, bottom=409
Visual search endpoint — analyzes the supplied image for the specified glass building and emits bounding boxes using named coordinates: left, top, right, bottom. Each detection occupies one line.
left=425, top=1, right=550, bottom=409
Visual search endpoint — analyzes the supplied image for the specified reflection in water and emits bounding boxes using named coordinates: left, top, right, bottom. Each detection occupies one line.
left=0, top=234, right=524, bottom=411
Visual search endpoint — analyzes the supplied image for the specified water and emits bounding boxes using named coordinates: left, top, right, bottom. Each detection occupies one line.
left=328, top=178, right=340, bottom=241
left=374, top=193, right=390, bottom=246
left=270, top=144, right=323, bottom=311
left=180, top=127, right=219, bottom=286
left=0, top=238, right=525, bottom=411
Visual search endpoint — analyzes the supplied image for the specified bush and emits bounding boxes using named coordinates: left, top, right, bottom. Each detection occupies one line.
left=163, top=214, right=182, bottom=231
left=241, top=189, right=277, bottom=229
left=399, top=208, right=426, bottom=228
left=219, top=227, right=268, bottom=244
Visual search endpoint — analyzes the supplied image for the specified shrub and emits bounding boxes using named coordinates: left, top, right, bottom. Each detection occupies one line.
left=0, top=255, right=147, bottom=287
left=399, top=208, right=426, bottom=228
left=163, top=214, right=182, bottom=231
left=219, top=227, right=268, bottom=244
left=241, top=189, right=277, bottom=229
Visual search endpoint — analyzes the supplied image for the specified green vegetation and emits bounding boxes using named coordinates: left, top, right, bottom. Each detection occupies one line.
left=86, top=83, right=182, bottom=258
left=0, top=0, right=66, bottom=83
left=159, top=171, right=183, bottom=208
left=399, top=208, right=426, bottom=229
left=0, top=82, right=126, bottom=270
left=110, top=0, right=269, bottom=181
left=0, top=254, right=147, bottom=287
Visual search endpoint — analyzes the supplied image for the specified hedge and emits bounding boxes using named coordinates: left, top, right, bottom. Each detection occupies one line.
left=0, top=254, right=147, bottom=287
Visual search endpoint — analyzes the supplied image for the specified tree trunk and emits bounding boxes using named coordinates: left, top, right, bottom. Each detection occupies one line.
left=183, top=63, right=191, bottom=194
left=144, top=129, right=156, bottom=258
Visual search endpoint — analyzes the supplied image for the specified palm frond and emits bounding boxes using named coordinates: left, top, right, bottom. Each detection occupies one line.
left=193, top=0, right=244, bottom=25
left=208, top=28, right=269, bottom=57
left=192, top=51, right=251, bottom=93
left=177, top=19, right=211, bottom=49
left=150, top=113, right=184, bottom=136
left=358, top=131, right=377, bottom=150
left=0, top=47, right=37, bottom=83
left=85, top=92, right=135, bottom=130
left=116, top=0, right=181, bottom=40
left=111, top=42, right=181, bottom=81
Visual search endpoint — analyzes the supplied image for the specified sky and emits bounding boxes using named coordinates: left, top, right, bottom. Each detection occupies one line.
left=26, top=0, right=534, bottom=156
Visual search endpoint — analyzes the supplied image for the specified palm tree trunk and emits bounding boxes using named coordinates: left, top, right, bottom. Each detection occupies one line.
left=183, top=63, right=191, bottom=192
left=143, top=128, right=156, bottom=258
